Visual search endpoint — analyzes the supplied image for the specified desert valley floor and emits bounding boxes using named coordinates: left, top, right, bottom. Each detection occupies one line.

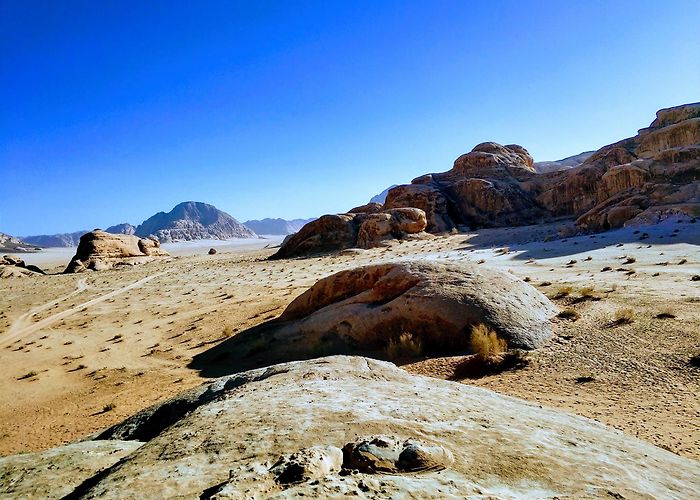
left=1, top=220, right=698, bottom=461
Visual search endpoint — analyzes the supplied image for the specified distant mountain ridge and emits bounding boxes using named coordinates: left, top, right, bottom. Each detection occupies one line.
left=369, top=185, right=398, bottom=204
left=135, top=201, right=256, bottom=242
left=243, top=218, right=316, bottom=235
left=0, top=232, right=37, bottom=253
left=23, top=223, right=136, bottom=248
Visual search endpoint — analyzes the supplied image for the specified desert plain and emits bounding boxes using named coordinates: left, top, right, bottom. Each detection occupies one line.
left=1, top=218, right=698, bottom=463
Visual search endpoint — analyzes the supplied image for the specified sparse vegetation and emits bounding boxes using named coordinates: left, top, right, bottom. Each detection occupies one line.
left=557, top=308, right=580, bottom=321
left=102, top=403, right=116, bottom=412
left=494, top=247, right=510, bottom=255
left=386, top=332, right=423, bottom=361
left=17, top=371, right=37, bottom=380
left=623, top=256, right=636, bottom=264
left=678, top=259, right=687, bottom=265
left=454, top=324, right=527, bottom=379
left=552, top=286, right=572, bottom=300
left=655, top=311, right=676, bottom=319
left=579, top=286, right=595, bottom=299
left=612, top=308, right=635, bottom=326
left=539, top=281, right=552, bottom=287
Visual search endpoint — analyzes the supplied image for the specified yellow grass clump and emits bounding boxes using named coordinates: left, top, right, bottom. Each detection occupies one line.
left=470, top=323, right=507, bottom=359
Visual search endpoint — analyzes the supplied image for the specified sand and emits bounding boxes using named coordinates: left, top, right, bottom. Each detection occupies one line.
left=0, top=221, right=698, bottom=460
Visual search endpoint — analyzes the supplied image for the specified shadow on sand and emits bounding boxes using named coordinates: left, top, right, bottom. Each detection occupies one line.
left=455, top=218, right=699, bottom=261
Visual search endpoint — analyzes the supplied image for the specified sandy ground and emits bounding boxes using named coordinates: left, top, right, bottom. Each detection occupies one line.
left=0, top=220, right=698, bottom=461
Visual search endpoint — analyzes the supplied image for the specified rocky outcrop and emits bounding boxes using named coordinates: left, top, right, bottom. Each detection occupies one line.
left=0, top=232, right=38, bottom=252
left=64, top=230, right=169, bottom=273
left=0, top=255, right=45, bottom=278
left=243, top=218, right=316, bottom=235
left=271, top=208, right=427, bottom=259
left=4, top=356, right=698, bottom=498
left=193, top=262, right=556, bottom=372
left=135, top=201, right=256, bottom=242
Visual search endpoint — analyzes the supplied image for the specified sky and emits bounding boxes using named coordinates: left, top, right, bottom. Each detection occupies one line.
left=1, top=1, right=699, bottom=236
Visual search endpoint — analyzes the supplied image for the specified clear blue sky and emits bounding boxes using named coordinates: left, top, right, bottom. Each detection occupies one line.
left=1, top=1, right=699, bottom=235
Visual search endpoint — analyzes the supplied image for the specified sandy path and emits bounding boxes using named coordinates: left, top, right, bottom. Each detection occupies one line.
left=1, top=272, right=169, bottom=347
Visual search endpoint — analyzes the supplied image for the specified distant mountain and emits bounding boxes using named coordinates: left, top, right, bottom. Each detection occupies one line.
left=105, top=223, right=136, bottom=235
left=135, top=201, right=256, bottom=242
left=0, top=232, right=38, bottom=252
left=243, top=218, right=316, bottom=235
left=533, top=151, right=594, bottom=173
left=22, top=224, right=136, bottom=247
left=22, top=231, right=88, bottom=248
left=369, top=185, right=398, bottom=204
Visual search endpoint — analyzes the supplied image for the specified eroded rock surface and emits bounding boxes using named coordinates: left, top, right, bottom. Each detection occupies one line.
left=0, top=255, right=44, bottom=278
left=191, top=261, right=557, bottom=374
left=276, top=103, right=699, bottom=258
left=6, top=356, right=698, bottom=498
left=271, top=208, right=428, bottom=259
left=64, top=230, right=169, bottom=273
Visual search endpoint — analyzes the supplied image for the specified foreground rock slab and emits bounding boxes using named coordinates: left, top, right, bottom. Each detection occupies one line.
left=5, top=356, right=698, bottom=498
left=64, top=230, right=170, bottom=273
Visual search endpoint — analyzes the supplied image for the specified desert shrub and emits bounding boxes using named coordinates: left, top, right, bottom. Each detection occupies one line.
left=557, top=308, right=580, bottom=321
left=623, top=256, right=636, bottom=264
left=386, top=332, right=423, bottom=361
left=102, top=403, right=116, bottom=412
left=612, top=308, right=635, bottom=325
left=678, top=259, right=687, bottom=265
left=655, top=310, right=676, bottom=319
left=539, top=281, right=552, bottom=287
left=579, top=286, right=595, bottom=298
left=469, top=323, right=507, bottom=359
left=495, top=247, right=510, bottom=255
left=523, top=276, right=531, bottom=282
left=601, top=266, right=612, bottom=272
left=553, top=286, right=573, bottom=300
left=17, top=371, right=37, bottom=380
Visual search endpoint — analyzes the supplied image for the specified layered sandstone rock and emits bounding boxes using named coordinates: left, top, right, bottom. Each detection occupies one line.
left=271, top=208, right=427, bottom=259
left=4, top=356, right=698, bottom=498
left=64, top=230, right=169, bottom=273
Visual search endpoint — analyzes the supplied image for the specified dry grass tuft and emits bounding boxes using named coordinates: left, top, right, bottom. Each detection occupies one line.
left=469, top=323, right=507, bottom=359
left=557, top=308, right=580, bottom=321
left=612, top=308, right=635, bottom=326
left=454, top=326, right=527, bottom=379
left=623, top=256, right=636, bottom=264
left=552, top=286, right=573, bottom=300
left=494, top=247, right=510, bottom=255
left=386, top=332, right=423, bottom=361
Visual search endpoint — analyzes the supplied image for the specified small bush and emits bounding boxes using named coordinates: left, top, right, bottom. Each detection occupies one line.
left=678, top=259, right=687, bottom=265
left=655, top=311, right=676, bottom=319
left=102, top=403, right=116, bottom=412
left=470, top=323, right=507, bottom=359
left=579, top=286, right=595, bottom=298
left=539, top=281, right=552, bottom=287
left=553, top=286, right=573, bottom=299
left=386, top=332, right=423, bottom=361
left=495, top=247, right=510, bottom=255
left=17, top=371, right=37, bottom=380
left=601, top=266, right=612, bottom=272
left=612, top=308, right=635, bottom=325
left=557, top=309, right=580, bottom=321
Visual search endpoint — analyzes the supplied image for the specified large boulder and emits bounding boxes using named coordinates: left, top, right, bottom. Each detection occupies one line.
left=64, top=230, right=169, bottom=273
left=6, top=356, right=698, bottom=498
left=271, top=209, right=428, bottom=259
left=192, top=261, right=557, bottom=374
left=0, top=255, right=44, bottom=278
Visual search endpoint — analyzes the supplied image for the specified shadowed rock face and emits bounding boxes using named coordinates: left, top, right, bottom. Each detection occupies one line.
left=5, top=356, right=698, bottom=498
left=271, top=208, right=428, bottom=259
left=276, top=103, right=699, bottom=258
left=64, top=230, right=169, bottom=273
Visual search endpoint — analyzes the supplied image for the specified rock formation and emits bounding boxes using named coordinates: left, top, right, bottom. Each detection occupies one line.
left=271, top=208, right=427, bottom=259
left=64, top=230, right=169, bottom=273
left=135, top=201, right=256, bottom=242
left=0, top=232, right=38, bottom=253
left=105, top=223, right=136, bottom=235
left=533, top=151, right=594, bottom=173
left=0, top=255, right=44, bottom=278
left=275, top=103, right=699, bottom=258
left=190, top=261, right=556, bottom=373
left=243, top=217, right=316, bottom=235
left=3, top=356, right=697, bottom=498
